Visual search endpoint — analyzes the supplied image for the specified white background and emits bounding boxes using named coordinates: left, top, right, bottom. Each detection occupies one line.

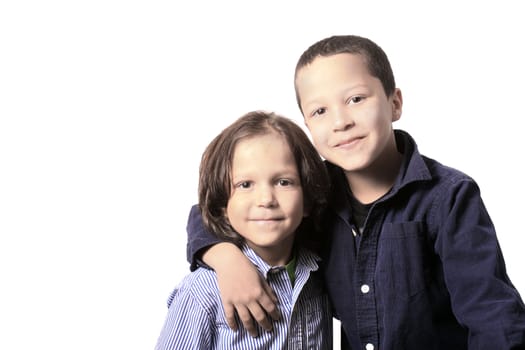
left=1, top=1, right=524, bottom=349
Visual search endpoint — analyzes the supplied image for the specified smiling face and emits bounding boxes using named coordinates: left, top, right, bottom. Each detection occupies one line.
left=225, top=131, right=304, bottom=266
left=296, top=53, right=402, bottom=175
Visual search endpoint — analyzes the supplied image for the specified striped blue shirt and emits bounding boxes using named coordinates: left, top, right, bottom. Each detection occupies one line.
left=155, top=245, right=332, bottom=349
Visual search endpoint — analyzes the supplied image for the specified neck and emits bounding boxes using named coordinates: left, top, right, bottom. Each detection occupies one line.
left=345, top=138, right=402, bottom=204
left=247, top=236, right=295, bottom=267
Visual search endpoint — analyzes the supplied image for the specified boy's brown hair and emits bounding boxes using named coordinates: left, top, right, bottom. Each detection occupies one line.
left=294, top=35, right=396, bottom=112
left=198, top=110, right=329, bottom=247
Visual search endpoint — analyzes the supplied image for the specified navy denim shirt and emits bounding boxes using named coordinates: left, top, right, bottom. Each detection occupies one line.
left=186, top=130, right=525, bottom=350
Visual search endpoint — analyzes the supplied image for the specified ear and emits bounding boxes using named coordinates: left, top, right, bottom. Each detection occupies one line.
left=391, top=88, right=403, bottom=122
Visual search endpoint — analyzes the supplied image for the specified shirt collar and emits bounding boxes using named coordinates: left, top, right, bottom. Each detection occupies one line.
left=391, top=129, right=432, bottom=191
left=327, top=129, right=432, bottom=215
left=240, top=244, right=321, bottom=280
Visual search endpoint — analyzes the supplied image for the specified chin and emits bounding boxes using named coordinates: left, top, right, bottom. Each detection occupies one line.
left=341, top=161, right=372, bottom=173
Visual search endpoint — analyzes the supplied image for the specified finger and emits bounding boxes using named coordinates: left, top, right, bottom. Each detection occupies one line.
left=223, top=303, right=238, bottom=331
left=260, top=277, right=278, bottom=303
left=237, top=305, right=258, bottom=337
left=247, top=302, right=272, bottom=332
left=260, top=283, right=280, bottom=321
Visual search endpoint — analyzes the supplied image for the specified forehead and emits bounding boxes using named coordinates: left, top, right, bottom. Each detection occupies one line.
left=296, top=53, right=370, bottom=85
left=233, top=132, right=290, bottom=155
left=295, top=53, right=372, bottom=98
left=231, top=132, right=295, bottom=169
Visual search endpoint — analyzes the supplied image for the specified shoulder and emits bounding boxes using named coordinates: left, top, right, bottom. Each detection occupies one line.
left=398, top=129, right=476, bottom=187
left=418, top=155, right=490, bottom=238
left=168, top=268, right=221, bottom=310
left=417, top=155, right=484, bottom=212
left=422, top=155, right=477, bottom=187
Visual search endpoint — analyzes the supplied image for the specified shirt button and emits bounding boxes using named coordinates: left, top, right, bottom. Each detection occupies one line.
left=360, top=284, right=370, bottom=294
left=365, top=343, right=374, bottom=350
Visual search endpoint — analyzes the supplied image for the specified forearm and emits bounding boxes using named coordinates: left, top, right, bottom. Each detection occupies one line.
left=185, top=205, right=279, bottom=335
left=202, top=241, right=246, bottom=271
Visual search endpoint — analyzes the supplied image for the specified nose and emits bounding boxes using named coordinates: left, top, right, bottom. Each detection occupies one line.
left=257, top=185, right=277, bottom=208
left=332, top=106, right=354, bottom=131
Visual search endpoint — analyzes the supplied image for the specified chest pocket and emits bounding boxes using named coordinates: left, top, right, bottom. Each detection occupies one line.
left=377, top=221, right=432, bottom=300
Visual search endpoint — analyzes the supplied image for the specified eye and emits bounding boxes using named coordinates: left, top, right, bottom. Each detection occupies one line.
left=311, top=107, right=327, bottom=117
left=277, top=179, right=293, bottom=187
left=236, top=181, right=252, bottom=189
left=347, top=96, right=364, bottom=104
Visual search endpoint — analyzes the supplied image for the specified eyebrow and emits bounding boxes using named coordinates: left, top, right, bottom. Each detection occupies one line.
left=302, top=84, right=371, bottom=106
left=232, top=169, right=300, bottom=181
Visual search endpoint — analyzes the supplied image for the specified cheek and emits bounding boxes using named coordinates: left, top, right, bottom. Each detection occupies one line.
left=225, top=198, right=241, bottom=218
left=225, top=203, right=243, bottom=228
left=309, top=128, right=327, bottom=149
left=362, top=110, right=390, bottom=136
left=284, top=193, right=305, bottom=217
left=359, top=105, right=381, bottom=124
left=306, top=121, right=324, bottom=139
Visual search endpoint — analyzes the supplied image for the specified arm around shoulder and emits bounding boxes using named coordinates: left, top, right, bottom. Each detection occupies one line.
left=184, top=204, right=280, bottom=336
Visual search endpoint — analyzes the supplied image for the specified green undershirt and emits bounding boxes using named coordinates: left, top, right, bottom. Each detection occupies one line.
left=285, top=252, right=297, bottom=287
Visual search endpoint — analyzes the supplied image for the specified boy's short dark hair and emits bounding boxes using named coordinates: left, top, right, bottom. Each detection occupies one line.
left=198, top=111, right=329, bottom=247
left=294, top=35, right=396, bottom=112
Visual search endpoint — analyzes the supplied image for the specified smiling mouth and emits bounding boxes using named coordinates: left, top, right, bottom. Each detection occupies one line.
left=250, top=218, right=284, bottom=222
left=335, top=137, right=363, bottom=148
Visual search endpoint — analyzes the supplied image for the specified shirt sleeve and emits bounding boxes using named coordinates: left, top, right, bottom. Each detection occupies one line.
left=154, top=284, right=213, bottom=349
left=186, top=204, right=222, bottom=271
left=433, top=177, right=525, bottom=349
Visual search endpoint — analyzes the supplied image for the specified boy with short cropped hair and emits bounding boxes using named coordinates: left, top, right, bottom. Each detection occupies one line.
left=186, top=35, right=525, bottom=349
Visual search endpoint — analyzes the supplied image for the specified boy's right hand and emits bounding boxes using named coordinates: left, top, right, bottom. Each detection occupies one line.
left=203, top=243, right=280, bottom=337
